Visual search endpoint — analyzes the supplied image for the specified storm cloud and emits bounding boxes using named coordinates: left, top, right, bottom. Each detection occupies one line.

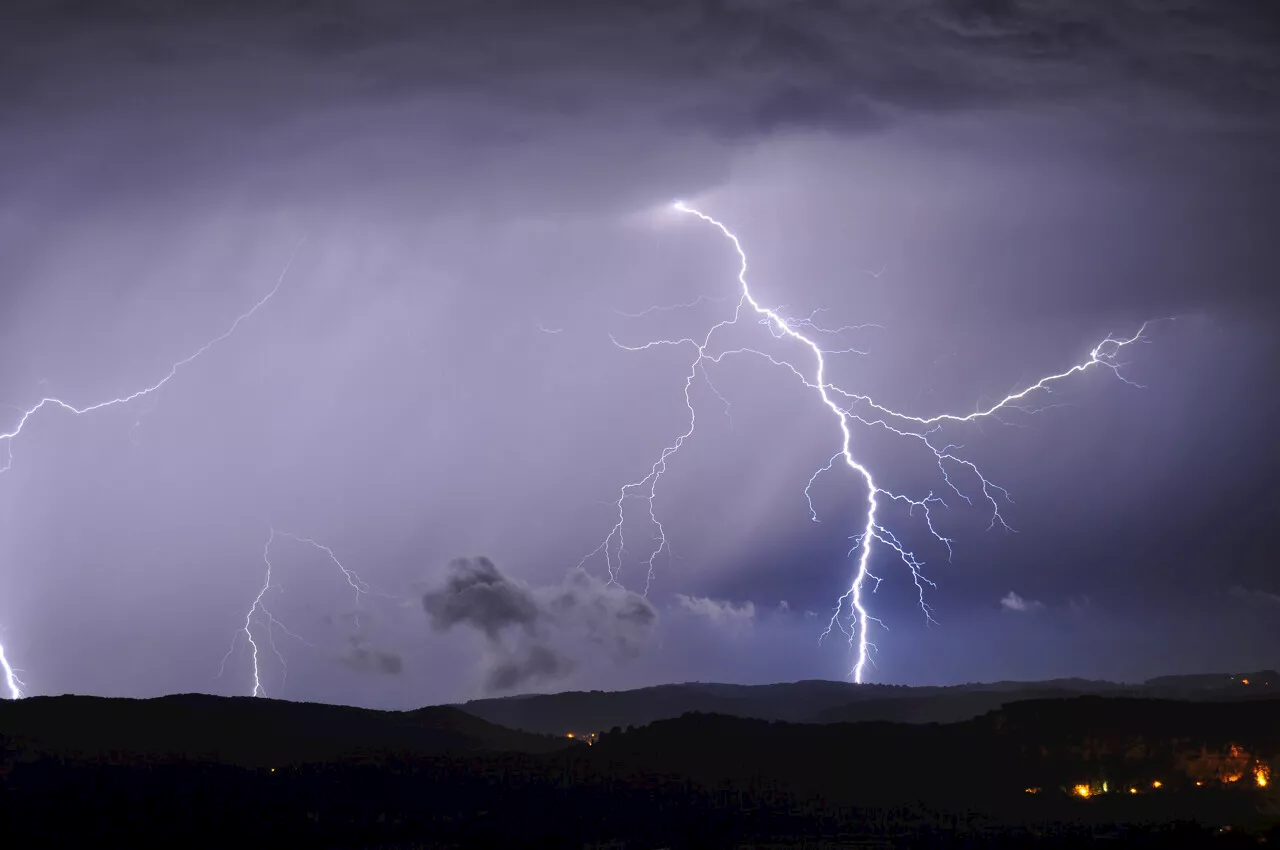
left=0, top=0, right=1276, bottom=704
left=422, top=557, right=542, bottom=641
left=421, top=557, right=657, bottom=692
left=5, top=1, right=1279, bottom=224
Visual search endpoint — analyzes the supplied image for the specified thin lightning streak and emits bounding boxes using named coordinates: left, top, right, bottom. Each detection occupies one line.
left=0, top=238, right=306, bottom=699
left=0, top=641, right=24, bottom=699
left=614, top=293, right=732, bottom=318
left=222, top=528, right=400, bottom=697
left=584, top=200, right=1152, bottom=683
left=219, top=530, right=282, bottom=698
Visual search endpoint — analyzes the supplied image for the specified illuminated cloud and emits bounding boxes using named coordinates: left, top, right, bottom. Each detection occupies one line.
left=675, top=594, right=756, bottom=626
left=1000, top=592, right=1045, bottom=613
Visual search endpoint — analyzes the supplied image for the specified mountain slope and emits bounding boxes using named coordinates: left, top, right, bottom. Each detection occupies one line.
left=0, top=693, right=573, bottom=768
left=457, top=673, right=1275, bottom=733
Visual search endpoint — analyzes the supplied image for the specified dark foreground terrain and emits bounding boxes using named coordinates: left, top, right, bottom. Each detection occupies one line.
left=2, top=689, right=1278, bottom=847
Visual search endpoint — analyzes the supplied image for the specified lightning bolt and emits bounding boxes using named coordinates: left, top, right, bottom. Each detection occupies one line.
left=0, top=639, right=24, bottom=699
left=0, top=238, right=306, bottom=699
left=584, top=200, right=1151, bottom=683
left=220, top=528, right=401, bottom=697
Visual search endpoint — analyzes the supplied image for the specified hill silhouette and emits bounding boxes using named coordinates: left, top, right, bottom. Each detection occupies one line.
left=455, top=671, right=1278, bottom=734
left=2, top=689, right=1278, bottom=845
left=0, top=692, right=571, bottom=769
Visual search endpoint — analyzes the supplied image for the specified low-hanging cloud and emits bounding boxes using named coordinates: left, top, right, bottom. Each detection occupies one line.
left=421, top=557, right=657, bottom=692
left=421, top=556, right=541, bottom=640
left=337, top=634, right=404, bottom=676
left=487, top=644, right=572, bottom=693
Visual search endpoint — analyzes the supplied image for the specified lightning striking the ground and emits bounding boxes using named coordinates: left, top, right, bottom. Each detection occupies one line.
left=0, top=240, right=306, bottom=699
left=584, top=200, right=1151, bottom=683
left=221, top=528, right=401, bottom=697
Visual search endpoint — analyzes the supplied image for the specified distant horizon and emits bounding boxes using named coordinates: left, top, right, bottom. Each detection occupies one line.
left=10, top=667, right=1278, bottom=712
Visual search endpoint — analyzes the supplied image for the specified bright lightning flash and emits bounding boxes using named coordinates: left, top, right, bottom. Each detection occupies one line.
left=583, top=200, right=1150, bottom=683
left=220, top=528, right=401, bottom=697
left=0, top=240, right=305, bottom=699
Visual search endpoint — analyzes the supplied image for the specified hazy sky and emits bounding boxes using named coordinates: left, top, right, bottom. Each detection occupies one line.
left=2, top=0, right=1278, bottom=708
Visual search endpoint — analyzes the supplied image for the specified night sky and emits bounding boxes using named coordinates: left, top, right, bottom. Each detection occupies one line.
left=2, top=1, right=1278, bottom=709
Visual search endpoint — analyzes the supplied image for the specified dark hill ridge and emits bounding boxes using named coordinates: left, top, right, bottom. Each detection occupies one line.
left=456, top=671, right=1277, bottom=734
left=0, top=692, right=573, bottom=768
left=2, top=691, right=1278, bottom=844
left=592, top=696, right=1280, bottom=811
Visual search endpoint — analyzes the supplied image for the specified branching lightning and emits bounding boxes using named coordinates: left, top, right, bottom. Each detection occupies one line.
left=583, top=200, right=1151, bottom=683
left=0, top=239, right=306, bottom=699
left=221, top=528, right=402, bottom=697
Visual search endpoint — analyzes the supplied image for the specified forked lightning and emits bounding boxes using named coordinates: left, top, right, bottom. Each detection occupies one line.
left=221, top=528, right=403, bottom=697
left=584, top=201, right=1150, bottom=683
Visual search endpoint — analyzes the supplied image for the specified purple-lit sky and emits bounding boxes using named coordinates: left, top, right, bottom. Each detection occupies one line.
left=2, top=1, right=1278, bottom=708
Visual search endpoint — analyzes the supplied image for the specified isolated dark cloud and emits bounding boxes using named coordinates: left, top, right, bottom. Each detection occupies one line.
left=422, top=557, right=541, bottom=640
left=421, top=558, right=657, bottom=692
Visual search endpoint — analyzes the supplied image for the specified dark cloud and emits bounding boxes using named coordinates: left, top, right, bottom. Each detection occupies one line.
left=4, top=1, right=1277, bottom=214
left=422, top=557, right=541, bottom=640
left=421, top=558, right=657, bottom=692
left=487, top=644, right=572, bottom=692
left=338, top=635, right=404, bottom=676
